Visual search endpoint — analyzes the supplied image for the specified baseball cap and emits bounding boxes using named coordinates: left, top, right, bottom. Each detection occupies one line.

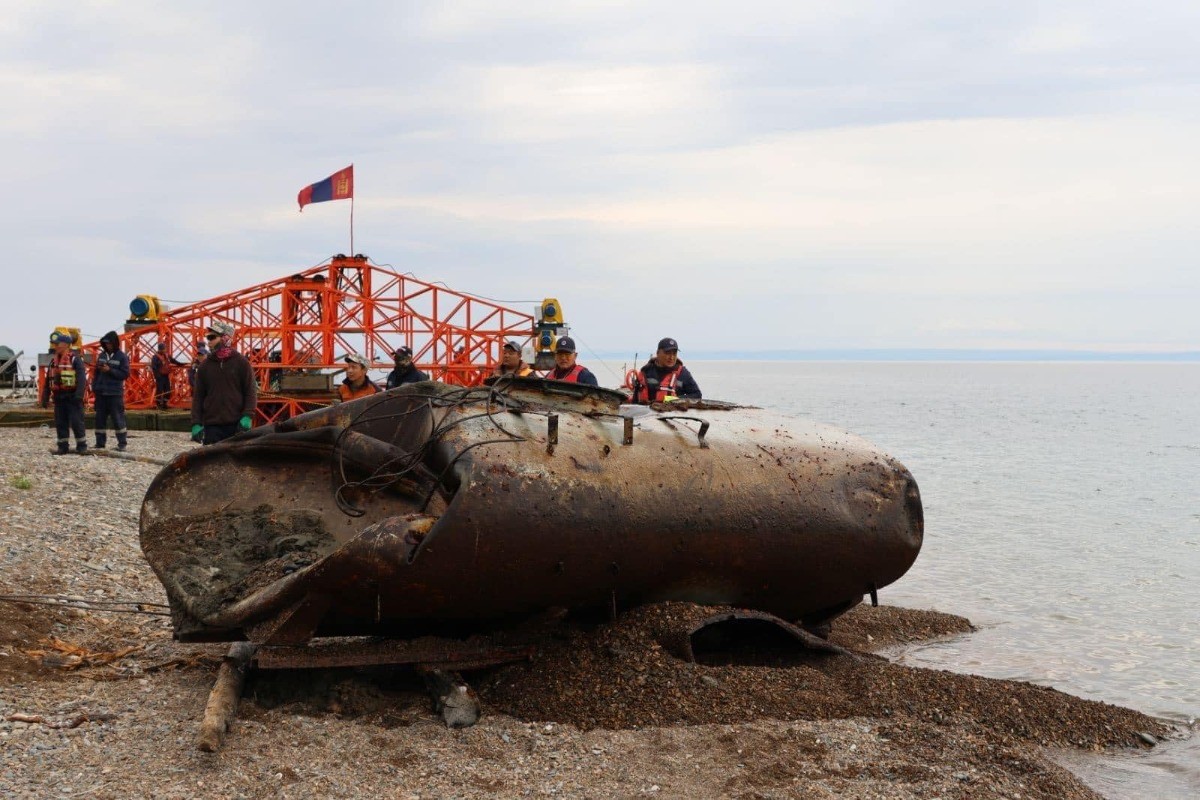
left=344, top=353, right=369, bottom=367
left=394, top=346, right=413, bottom=359
left=657, top=337, right=679, bottom=352
left=554, top=336, right=576, bottom=353
left=51, top=331, right=73, bottom=345
left=208, top=321, right=235, bottom=338
left=502, top=340, right=521, bottom=353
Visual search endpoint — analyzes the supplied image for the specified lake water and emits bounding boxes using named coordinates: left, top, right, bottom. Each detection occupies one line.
left=601, top=360, right=1199, bottom=798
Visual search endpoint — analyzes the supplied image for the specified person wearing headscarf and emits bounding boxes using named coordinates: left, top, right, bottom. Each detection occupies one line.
left=92, top=331, right=130, bottom=450
left=190, top=321, right=256, bottom=445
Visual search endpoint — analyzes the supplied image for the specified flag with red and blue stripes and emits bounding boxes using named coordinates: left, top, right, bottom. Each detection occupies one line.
left=298, top=165, right=354, bottom=210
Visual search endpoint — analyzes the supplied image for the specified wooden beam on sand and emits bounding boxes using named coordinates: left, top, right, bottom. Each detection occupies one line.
left=87, top=449, right=171, bottom=466
left=197, top=642, right=256, bottom=752
left=418, top=667, right=481, bottom=728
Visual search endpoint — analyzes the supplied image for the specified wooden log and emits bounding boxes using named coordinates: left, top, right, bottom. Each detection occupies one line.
left=197, top=642, right=256, bottom=752
left=419, top=667, right=481, bottom=728
left=88, top=449, right=171, bottom=466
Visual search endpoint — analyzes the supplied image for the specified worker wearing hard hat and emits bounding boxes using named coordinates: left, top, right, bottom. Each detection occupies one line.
left=190, top=321, right=257, bottom=445
left=492, top=340, right=536, bottom=378
left=40, top=332, right=89, bottom=455
left=92, top=331, right=130, bottom=451
left=338, top=353, right=381, bottom=401
left=632, top=337, right=702, bottom=404
left=546, top=337, right=597, bottom=386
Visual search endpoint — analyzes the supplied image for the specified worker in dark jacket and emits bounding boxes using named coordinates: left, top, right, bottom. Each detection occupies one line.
left=384, top=346, right=429, bottom=389
left=632, top=337, right=701, bottom=404
left=150, top=343, right=174, bottom=409
left=187, top=342, right=207, bottom=388
left=92, top=330, right=130, bottom=451
left=547, top=336, right=598, bottom=386
left=190, top=321, right=257, bottom=445
left=40, top=332, right=89, bottom=455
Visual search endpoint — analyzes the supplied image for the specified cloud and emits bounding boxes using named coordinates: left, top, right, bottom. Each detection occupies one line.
left=2, top=1, right=1199, bottom=360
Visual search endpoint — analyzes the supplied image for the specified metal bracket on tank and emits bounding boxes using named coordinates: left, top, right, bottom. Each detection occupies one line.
left=657, top=415, right=710, bottom=448
left=546, top=413, right=558, bottom=454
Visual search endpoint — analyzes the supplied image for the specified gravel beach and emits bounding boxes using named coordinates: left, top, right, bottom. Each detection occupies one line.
left=0, top=427, right=1175, bottom=798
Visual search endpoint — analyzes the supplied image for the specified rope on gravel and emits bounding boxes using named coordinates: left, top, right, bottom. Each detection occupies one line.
left=0, top=594, right=171, bottom=616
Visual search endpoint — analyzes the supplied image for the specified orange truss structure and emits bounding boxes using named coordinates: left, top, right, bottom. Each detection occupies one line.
left=74, top=254, right=536, bottom=423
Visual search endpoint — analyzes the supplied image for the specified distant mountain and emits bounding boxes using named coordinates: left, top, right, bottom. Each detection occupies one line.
left=594, top=349, right=1200, bottom=362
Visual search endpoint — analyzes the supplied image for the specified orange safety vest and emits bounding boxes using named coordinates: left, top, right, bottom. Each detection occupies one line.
left=495, top=363, right=535, bottom=378
left=634, top=364, right=681, bottom=403
left=338, top=379, right=380, bottom=402
left=550, top=364, right=585, bottom=383
left=49, top=351, right=78, bottom=394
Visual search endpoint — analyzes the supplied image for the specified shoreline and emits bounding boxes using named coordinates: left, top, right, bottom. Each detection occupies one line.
left=0, top=428, right=1181, bottom=798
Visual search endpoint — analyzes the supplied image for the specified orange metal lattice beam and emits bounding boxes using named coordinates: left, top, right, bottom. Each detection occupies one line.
left=61, top=254, right=536, bottom=420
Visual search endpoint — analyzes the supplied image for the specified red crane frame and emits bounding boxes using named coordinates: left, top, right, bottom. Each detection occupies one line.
left=61, top=255, right=536, bottom=423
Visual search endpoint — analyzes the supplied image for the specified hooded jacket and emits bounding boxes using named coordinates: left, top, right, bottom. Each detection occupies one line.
left=92, top=331, right=130, bottom=396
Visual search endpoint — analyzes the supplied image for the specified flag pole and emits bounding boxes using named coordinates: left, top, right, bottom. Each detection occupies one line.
left=350, top=196, right=355, bottom=255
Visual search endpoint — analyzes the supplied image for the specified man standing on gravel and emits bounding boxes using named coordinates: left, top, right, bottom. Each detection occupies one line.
left=190, top=321, right=256, bottom=446
left=149, top=343, right=174, bottom=410
left=92, top=331, right=130, bottom=451
left=40, top=332, right=89, bottom=455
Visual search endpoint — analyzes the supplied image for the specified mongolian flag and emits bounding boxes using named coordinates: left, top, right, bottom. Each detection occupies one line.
left=297, top=165, right=354, bottom=211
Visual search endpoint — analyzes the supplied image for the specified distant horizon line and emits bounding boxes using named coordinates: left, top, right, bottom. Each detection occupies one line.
left=591, top=348, right=1200, bottom=362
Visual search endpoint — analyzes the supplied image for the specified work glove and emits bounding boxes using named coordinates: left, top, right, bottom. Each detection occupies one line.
left=238, top=415, right=252, bottom=431
left=190, top=424, right=203, bottom=443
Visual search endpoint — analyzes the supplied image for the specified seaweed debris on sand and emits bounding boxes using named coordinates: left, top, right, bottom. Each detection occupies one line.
left=140, top=505, right=334, bottom=617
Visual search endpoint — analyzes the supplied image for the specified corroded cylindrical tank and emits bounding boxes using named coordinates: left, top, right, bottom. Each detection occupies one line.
left=140, top=379, right=922, bottom=641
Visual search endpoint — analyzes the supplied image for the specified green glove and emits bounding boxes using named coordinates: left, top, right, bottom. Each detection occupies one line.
left=190, top=424, right=203, bottom=443
left=238, top=415, right=252, bottom=431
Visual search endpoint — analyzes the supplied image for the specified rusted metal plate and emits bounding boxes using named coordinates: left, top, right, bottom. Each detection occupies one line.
left=677, top=609, right=851, bottom=663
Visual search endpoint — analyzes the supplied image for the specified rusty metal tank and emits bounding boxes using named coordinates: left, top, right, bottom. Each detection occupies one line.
left=140, top=379, right=923, bottom=643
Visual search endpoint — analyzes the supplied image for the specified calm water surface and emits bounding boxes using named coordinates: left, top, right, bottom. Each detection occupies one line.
left=669, top=361, right=1199, bottom=798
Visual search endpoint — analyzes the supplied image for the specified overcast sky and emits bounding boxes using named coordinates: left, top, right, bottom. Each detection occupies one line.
left=4, top=1, right=1198, bottom=362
